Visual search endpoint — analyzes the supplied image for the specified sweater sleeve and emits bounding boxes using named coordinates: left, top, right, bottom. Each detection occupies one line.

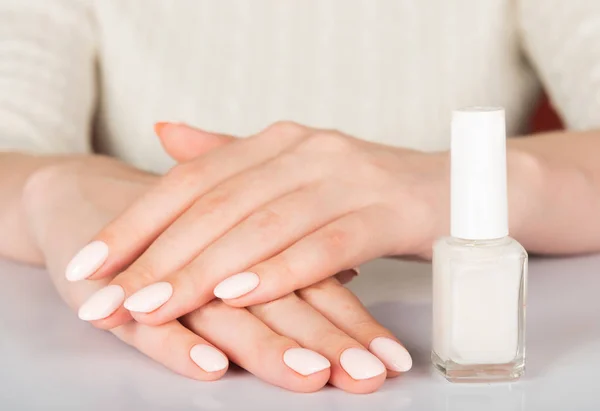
left=518, top=0, right=600, bottom=130
left=0, top=0, right=96, bottom=154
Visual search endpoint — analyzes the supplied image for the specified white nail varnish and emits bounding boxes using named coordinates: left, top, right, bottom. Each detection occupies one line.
left=369, top=337, right=413, bottom=372
left=340, top=348, right=386, bottom=380
left=78, top=285, right=125, bottom=321
left=65, top=241, right=109, bottom=281
left=432, top=108, right=527, bottom=382
left=124, top=282, right=173, bottom=313
left=283, top=348, right=331, bottom=376
left=213, top=272, right=260, bottom=299
left=190, top=345, right=229, bottom=372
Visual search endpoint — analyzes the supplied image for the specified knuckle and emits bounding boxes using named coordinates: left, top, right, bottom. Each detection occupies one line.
left=269, top=258, right=303, bottom=289
left=350, top=318, right=388, bottom=341
left=301, top=131, right=352, bottom=153
left=306, top=277, right=342, bottom=294
left=246, top=207, right=284, bottom=234
left=160, top=326, right=184, bottom=353
left=296, top=277, right=343, bottom=302
left=119, top=262, right=158, bottom=288
left=251, top=333, right=284, bottom=358
left=306, top=327, right=351, bottom=350
left=164, top=162, right=204, bottom=190
left=181, top=299, right=224, bottom=329
left=263, top=120, right=304, bottom=137
left=252, top=292, right=298, bottom=317
left=164, top=163, right=188, bottom=181
left=111, top=321, right=137, bottom=344
left=202, top=187, right=232, bottom=210
left=322, top=227, right=350, bottom=254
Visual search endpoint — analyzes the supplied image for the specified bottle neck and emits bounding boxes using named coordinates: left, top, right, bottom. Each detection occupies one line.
left=449, top=236, right=511, bottom=247
left=450, top=107, right=509, bottom=240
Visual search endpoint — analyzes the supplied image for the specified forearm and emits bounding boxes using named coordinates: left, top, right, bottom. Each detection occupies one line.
left=0, top=152, right=79, bottom=264
left=508, top=129, right=600, bottom=254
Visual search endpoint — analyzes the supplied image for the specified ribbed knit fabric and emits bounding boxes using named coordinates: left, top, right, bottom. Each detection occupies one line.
left=1, top=0, right=599, bottom=173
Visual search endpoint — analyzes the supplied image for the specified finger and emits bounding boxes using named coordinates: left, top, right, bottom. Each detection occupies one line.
left=113, top=156, right=321, bottom=323
left=182, top=300, right=331, bottom=393
left=156, top=122, right=235, bottom=162
left=120, top=181, right=356, bottom=324
left=217, top=205, right=400, bottom=307
left=111, top=319, right=229, bottom=380
left=65, top=121, right=308, bottom=282
left=75, top=283, right=137, bottom=330
left=249, top=293, right=386, bottom=393
left=297, top=278, right=413, bottom=374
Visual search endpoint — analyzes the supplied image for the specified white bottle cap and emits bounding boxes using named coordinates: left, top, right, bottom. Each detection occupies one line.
left=451, top=107, right=508, bottom=240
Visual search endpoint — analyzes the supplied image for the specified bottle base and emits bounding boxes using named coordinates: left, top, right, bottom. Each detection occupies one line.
left=431, top=351, right=524, bottom=383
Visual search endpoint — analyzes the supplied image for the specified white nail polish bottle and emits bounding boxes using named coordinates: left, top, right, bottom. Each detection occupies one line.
left=431, top=107, right=527, bottom=382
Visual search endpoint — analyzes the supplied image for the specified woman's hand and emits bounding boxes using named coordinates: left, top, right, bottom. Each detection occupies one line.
left=22, top=155, right=232, bottom=382
left=23, top=149, right=411, bottom=393
left=69, top=121, right=447, bottom=328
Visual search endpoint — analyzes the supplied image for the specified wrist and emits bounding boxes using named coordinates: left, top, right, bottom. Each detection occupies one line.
left=21, top=155, right=156, bottom=259
left=408, top=150, right=450, bottom=258
left=506, top=145, right=547, bottom=242
left=411, top=146, right=545, bottom=257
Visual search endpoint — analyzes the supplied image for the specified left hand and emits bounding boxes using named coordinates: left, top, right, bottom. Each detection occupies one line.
left=71, top=121, right=448, bottom=326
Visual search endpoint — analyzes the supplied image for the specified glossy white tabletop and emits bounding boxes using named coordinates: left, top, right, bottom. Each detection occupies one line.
left=1, top=255, right=599, bottom=410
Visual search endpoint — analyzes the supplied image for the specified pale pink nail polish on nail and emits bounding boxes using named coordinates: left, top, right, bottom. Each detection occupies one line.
left=65, top=241, right=109, bottom=281
left=77, top=285, right=124, bottom=321
left=213, top=272, right=260, bottom=299
left=340, top=348, right=386, bottom=380
left=190, top=345, right=229, bottom=372
left=369, top=337, right=413, bottom=372
left=124, top=282, right=173, bottom=313
left=283, top=348, right=331, bottom=376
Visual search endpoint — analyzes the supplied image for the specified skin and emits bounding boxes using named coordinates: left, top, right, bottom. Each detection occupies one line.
left=74, top=121, right=600, bottom=330
left=3, top=122, right=600, bottom=392
left=2, top=136, right=403, bottom=394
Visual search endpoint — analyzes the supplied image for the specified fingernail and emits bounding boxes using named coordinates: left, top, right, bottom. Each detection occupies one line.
left=336, top=267, right=360, bottom=285
left=283, top=348, right=331, bottom=376
left=190, top=344, right=229, bottom=372
left=154, top=122, right=172, bottom=136
left=124, top=282, right=173, bottom=313
left=78, top=285, right=125, bottom=321
left=213, top=272, right=260, bottom=299
left=65, top=241, right=109, bottom=281
left=369, top=337, right=413, bottom=372
left=340, top=347, right=386, bottom=380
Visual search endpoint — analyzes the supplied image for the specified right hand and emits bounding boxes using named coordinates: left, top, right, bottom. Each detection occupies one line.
left=21, top=143, right=410, bottom=394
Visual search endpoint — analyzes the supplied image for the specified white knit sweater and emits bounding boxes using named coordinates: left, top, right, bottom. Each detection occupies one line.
left=1, top=0, right=600, bottom=173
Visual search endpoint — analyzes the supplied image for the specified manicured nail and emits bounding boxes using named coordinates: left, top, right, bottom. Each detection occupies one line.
left=78, top=285, right=125, bottom=321
left=336, top=267, right=360, bottom=285
left=65, top=241, right=109, bottom=281
left=190, top=344, right=229, bottom=372
left=283, top=348, right=331, bottom=376
left=340, top=348, right=386, bottom=380
left=124, top=282, right=173, bottom=313
left=369, top=337, right=413, bottom=372
left=213, top=272, right=260, bottom=299
left=154, top=122, right=172, bottom=136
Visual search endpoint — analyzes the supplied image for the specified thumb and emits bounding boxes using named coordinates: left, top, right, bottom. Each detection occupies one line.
left=155, top=122, right=235, bottom=162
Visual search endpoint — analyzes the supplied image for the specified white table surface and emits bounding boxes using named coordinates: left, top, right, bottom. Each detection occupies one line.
left=1, top=254, right=599, bottom=410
